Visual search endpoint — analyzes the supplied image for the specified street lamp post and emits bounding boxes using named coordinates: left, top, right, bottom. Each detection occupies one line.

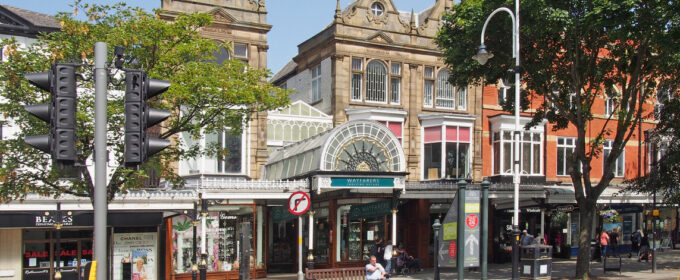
left=432, top=219, right=441, bottom=280
left=199, top=198, right=208, bottom=280
left=190, top=201, right=199, bottom=280
left=472, top=1, right=521, bottom=279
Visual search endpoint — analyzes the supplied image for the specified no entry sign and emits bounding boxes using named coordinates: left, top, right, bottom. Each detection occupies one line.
left=288, top=191, right=310, bottom=215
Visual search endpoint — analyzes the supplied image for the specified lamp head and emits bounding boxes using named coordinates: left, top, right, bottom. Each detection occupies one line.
left=432, top=218, right=442, bottom=229
left=191, top=264, right=198, bottom=271
left=472, top=44, right=494, bottom=65
left=54, top=270, right=62, bottom=279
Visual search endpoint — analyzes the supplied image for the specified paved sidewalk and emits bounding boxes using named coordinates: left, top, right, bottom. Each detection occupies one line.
left=267, top=249, right=680, bottom=279
left=389, top=249, right=680, bottom=280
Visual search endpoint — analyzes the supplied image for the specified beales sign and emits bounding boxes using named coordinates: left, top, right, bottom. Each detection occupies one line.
left=34, top=215, right=73, bottom=227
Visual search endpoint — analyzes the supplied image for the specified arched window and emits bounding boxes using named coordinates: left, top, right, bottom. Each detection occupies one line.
left=436, top=69, right=455, bottom=109
left=365, top=60, right=387, bottom=103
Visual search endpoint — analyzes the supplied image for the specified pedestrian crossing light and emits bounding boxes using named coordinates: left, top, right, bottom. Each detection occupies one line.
left=24, top=64, right=78, bottom=163
left=124, top=70, right=171, bottom=166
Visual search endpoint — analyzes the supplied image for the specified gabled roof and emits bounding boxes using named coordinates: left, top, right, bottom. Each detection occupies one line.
left=270, top=60, right=298, bottom=85
left=0, top=5, right=60, bottom=37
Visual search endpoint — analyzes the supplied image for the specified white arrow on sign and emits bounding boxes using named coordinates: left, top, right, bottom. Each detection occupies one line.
left=439, top=243, right=448, bottom=261
left=465, top=234, right=479, bottom=256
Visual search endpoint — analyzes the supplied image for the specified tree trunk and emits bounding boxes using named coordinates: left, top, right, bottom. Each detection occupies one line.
left=575, top=200, right=596, bottom=279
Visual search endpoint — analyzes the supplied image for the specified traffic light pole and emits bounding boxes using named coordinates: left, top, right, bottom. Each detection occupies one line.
left=94, top=42, right=108, bottom=280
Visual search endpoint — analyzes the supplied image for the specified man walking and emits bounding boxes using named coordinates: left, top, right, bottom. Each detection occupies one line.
left=383, top=240, right=393, bottom=274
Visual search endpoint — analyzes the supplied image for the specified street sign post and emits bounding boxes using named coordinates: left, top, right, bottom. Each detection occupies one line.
left=288, top=191, right=310, bottom=216
left=464, top=190, right=481, bottom=267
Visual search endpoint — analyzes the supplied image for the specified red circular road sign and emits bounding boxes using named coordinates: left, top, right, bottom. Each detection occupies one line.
left=449, top=241, right=457, bottom=258
left=288, top=191, right=311, bottom=215
left=466, top=214, right=478, bottom=228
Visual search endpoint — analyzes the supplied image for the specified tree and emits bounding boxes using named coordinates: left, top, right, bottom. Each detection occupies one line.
left=628, top=93, right=680, bottom=203
left=0, top=2, right=289, bottom=203
left=435, top=0, right=680, bottom=277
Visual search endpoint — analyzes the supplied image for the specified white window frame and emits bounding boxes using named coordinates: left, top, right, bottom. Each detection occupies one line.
left=435, top=69, right=456, bottom=109
left=215, top=128, right=248, bottom=175
left=351, top=58, right=363, bottom=102
left=556, top=137, right=576, bottom=176
left=492, top=130, right=543, bottom=176
left=371, top=2, right=384, bottom=16
left=311, top=64, right=321, bottom=102
left=422, top=125, right=472, bottom=180
left=457, top=87, right=467, bottom=110
left=424, top=67, right=434, bottom=108
left=603, top=140, right=624, bottom=177
left=390, top=62, right=401, bottom=104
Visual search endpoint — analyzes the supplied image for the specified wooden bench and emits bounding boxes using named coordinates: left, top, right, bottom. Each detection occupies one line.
left=305, top=267, right=366, bottom=280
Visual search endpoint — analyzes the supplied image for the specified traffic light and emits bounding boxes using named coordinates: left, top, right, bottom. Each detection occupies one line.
left=124, top=70, right=171, bottom=166
left=24, top=63, right=78, bottom=163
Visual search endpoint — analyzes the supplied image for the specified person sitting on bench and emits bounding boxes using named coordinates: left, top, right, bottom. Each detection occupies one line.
left=366, top=255, right=387, bottom=280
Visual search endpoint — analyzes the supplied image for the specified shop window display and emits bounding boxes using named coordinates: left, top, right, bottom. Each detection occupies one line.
left=171, top=206, right=256, bottom=273
left=336, top=201, right=391, bottom=262
left=313, top=208, right=330, bottom=263
left=22, top=230, right=93, bottom=280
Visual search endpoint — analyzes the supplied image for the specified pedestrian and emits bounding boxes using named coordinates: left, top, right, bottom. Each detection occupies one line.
left=630, top=229, right=642, bottom=258
left=600, top=229, right=610, bottom=260
left=638, top=231, right=650, bottom=262
left=520, top=230, right=534, bottom=247
left=610, top=228, right=619, bottom=256
left=383, top=240, right=393, bottom=274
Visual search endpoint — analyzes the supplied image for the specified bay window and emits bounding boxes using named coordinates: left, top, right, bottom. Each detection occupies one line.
left=492, top=130, right=543, bottom=176
left=423, top=125, right=471, bottom=180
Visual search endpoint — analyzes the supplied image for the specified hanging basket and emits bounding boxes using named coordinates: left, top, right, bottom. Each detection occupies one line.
left=599, top=209, right=620, bottom=223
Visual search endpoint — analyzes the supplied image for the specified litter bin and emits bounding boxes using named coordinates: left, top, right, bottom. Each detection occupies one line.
left=520, top=244, right=552, bottom=280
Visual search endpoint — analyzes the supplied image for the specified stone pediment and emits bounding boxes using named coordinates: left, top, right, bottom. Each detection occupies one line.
left=208, top=8, right=237, bottom=24
left=367, top=31, right=394, bottom=44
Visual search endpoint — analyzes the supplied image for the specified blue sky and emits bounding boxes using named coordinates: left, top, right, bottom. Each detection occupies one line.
left=0, top=0, right=434, bottom=75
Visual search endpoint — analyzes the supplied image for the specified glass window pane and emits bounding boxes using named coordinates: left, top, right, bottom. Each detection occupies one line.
left=458, top=143, right=470, bottom=179
left=233, top=43, right=248, bottom=58
left=366, top=61, right=387, bottom=102
left=457, top=88, right=467, bottom=110
left=391, top=62, right=401, bottom=75
left=352, top=58, right=363, bottom=71
left=503, top=142, right=512, bottom=173
left=390, top=77, right=400, bottom=104
left=220, top=131, right=242, bottom=173
left=445, top=143, right=458, bottom=179
left=424, top=80, right=434, bottom=107
left=533, top=143, right=540, bottom=174
left=493, top=142, right=500, bottom=174
left=351, top=73, right=362, bottom=101
left=522, top=142, right=531, bottom=174
left=557, top=147, right=565, bottom=175
left=436, top=70, right=455, bottom=109
left=424, top=66, right=434, bottom=79
left=424, top=143, right=442, bottom=179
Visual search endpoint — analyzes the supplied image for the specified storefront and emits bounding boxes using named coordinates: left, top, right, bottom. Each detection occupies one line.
left=0, top=211, right=163, bottom=280
left=263, top=120, right=407, bottom=269
left=643, top=206, right=677, bottom=249
left=167, top=203, right=266, bottom=280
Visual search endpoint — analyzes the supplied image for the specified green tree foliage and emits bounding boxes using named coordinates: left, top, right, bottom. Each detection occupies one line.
left=629, top=94, right=680, bottom=203
left=436, top=0, right=680, bottom=277
left=0, top=2, right=289, bottom=202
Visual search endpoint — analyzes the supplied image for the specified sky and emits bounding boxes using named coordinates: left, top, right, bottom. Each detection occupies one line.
left=0, top=0, right=435, bottom=75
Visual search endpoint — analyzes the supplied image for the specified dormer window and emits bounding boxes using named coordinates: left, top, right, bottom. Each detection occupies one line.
left=371, top=2, right=384, bottom=16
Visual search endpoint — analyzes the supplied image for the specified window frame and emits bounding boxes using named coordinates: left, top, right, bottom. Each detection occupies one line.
left=370, top=2, right=384, bottom=16
left=215, top=128, right=247, bottom=175
left=492, top=130, right=544, bottom=176
left=422, top=125, right=472, bottom=180
left=365, top=60, right=388, bottom=104
left=233, top=42, right=248, bottom=59
left=350, top=58, right=401, bottom=105
left=603, top=140, right=625, bottom=177
left=556, top=137, right=576, bottom=176
left=311, top=64, right=322, bottom=102
left=424, top=68, right=466, bottom=111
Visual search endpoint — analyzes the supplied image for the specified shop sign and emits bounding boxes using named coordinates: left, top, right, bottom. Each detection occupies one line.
left=502, top=207, right=542, bottom=214
left=348, top=200, right=392, bottom=220
left=330, top=177, right=394, bottom=188
left=463, top=190, right=481, bottom=267
left=556, top=205, right=574, bottom=212
left=34, top=214, right=73, bottom=227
